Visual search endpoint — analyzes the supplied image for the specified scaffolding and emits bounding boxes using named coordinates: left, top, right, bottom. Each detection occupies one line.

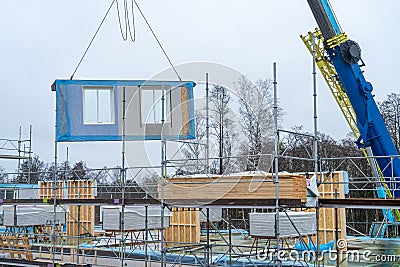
left=0, top=126, right=32, bottom=173
left=1, top=73, right=400, bottom=267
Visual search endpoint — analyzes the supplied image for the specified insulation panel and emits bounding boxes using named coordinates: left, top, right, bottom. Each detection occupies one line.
left=3, top=205, right=66, bottom=227
left=249, top=211, right=316, bottom=238
left=102, top=206, right=170, bottom=231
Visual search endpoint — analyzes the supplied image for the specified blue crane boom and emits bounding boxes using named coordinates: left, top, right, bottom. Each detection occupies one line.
left=306, top=0, right=400, bottom=197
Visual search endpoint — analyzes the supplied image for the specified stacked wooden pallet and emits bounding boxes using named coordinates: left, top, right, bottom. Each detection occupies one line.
left=38, top=181, right=64, bottom=199
left=298, top=171, right=347, bottom=244
left=0, top=235, right=32, bottom=261
left=160, top=172, right=306, bottom=201
left=318, top=171, right=347, bottom=244
left=67, top=180, right=95, bottom=238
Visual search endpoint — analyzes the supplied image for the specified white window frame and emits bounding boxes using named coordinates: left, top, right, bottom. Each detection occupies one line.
left=140, top=86, right=172, bottom=124
left=83, top=87, right=115, bottom=125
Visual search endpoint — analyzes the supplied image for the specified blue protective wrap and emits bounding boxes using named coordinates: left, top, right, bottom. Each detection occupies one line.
left=343, top=171, right=349, bottom=195
left=53, top=79, right=196, bottom=142
left=377, top=186, right=395, bottom=222
left=185, top=82, right=196, bottom=139
left=63, top=84, right=119, bottom=141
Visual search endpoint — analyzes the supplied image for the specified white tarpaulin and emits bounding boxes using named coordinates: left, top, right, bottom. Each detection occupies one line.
left=102, top=206, right=171, bottom=231
left=249, top=211, right=316, bottom=238
left=3, top=205, right=66, bottom=226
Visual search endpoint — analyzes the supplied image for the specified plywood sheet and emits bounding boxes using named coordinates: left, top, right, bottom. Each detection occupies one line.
left=164, top=208, right=200, bottom=247
left=181, top=86, right=188, bottom=136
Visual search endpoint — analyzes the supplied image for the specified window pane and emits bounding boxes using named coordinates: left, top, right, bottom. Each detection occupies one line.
left=0, top=190, right=5, bottom=199
left=141, top=87, right=171, bottom=124
left=141, top=90, right=155, bottom=123
left=98, top=89, right=112, bottom=123
left=154, top=90, right=162, bottom=123
left=6, top=190, right=14, bottom=199
left=84, top=88, right=113, bottom=124
left=84, top=90, right=97, bottom=123
left=165, top=91, right=171, bottom=122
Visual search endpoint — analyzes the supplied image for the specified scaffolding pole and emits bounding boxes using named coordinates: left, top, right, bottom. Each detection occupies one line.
left=273, top=62, right=281, bottom=267
left=120, top=86, right=127, bottom=267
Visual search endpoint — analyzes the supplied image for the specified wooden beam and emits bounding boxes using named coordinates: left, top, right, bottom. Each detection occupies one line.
left=319, top=198, right=400, bottom=209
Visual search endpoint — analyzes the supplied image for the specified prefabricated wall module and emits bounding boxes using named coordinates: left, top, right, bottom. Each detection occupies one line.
left=51, top=79, right=196, bottom=142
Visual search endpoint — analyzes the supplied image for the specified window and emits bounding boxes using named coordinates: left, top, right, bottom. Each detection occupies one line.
left=0, top=190, right=15, bottom=199
left=83, top=87, right=114, bottom=124
left=141, top=87, right=171, bottom=124
left=5, top=190, right=14, bottom=200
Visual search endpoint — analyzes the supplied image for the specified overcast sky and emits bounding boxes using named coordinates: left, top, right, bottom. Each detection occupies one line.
left=0, top=0, right=399, bottom=172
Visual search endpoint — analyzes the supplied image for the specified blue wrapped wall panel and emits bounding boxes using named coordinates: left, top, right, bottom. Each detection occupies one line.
left=53, top=80, right=196, bottom=142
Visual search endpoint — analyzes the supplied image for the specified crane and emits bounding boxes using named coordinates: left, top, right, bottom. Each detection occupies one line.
left=303, top=1, right=400, bottom=206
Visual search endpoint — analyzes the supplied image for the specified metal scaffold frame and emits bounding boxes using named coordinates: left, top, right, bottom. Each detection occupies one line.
left=2, top=148, right=400, bottom=266
left=2, top=68, right=400, bottom=267
left=0, top=126, right=33, bottom=180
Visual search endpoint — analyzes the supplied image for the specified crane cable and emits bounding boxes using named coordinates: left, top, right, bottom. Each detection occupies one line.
left=133, top=0, right=182, bottom=81
left=115, top=0, right=136, bottom=42
left=70, top=0, right=116, bottom=80
left=71, top=0, right=181, bottom=82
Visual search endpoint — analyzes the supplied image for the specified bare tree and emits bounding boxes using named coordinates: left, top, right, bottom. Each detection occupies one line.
left=209, top=85, right=236, bottom=174
left=137, top=172, right=160, bottom=198
left=71, top=161, right=87, bottom=179
left=15, top=155, right=48, bottom=183
left=279, top=128, right=369, bottom=175
left=379, top=93, right=400, bottom=152
left=236, top=77, right=275, bottom=171
left=179, top=110, right=208, bottom=174
left=0, top=166, right=8, bottom=183
left=180, top=85, right=237, bottom=175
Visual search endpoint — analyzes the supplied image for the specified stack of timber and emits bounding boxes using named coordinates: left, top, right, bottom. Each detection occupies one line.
left=67, top=180, right=95, bottom=238
left=165, top=208, right=200, bottom=247
left=160, top=172, right=306, bottom=201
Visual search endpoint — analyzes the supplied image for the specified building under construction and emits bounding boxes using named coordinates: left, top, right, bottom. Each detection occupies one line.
left=1, top=0, right=400, bottom=266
